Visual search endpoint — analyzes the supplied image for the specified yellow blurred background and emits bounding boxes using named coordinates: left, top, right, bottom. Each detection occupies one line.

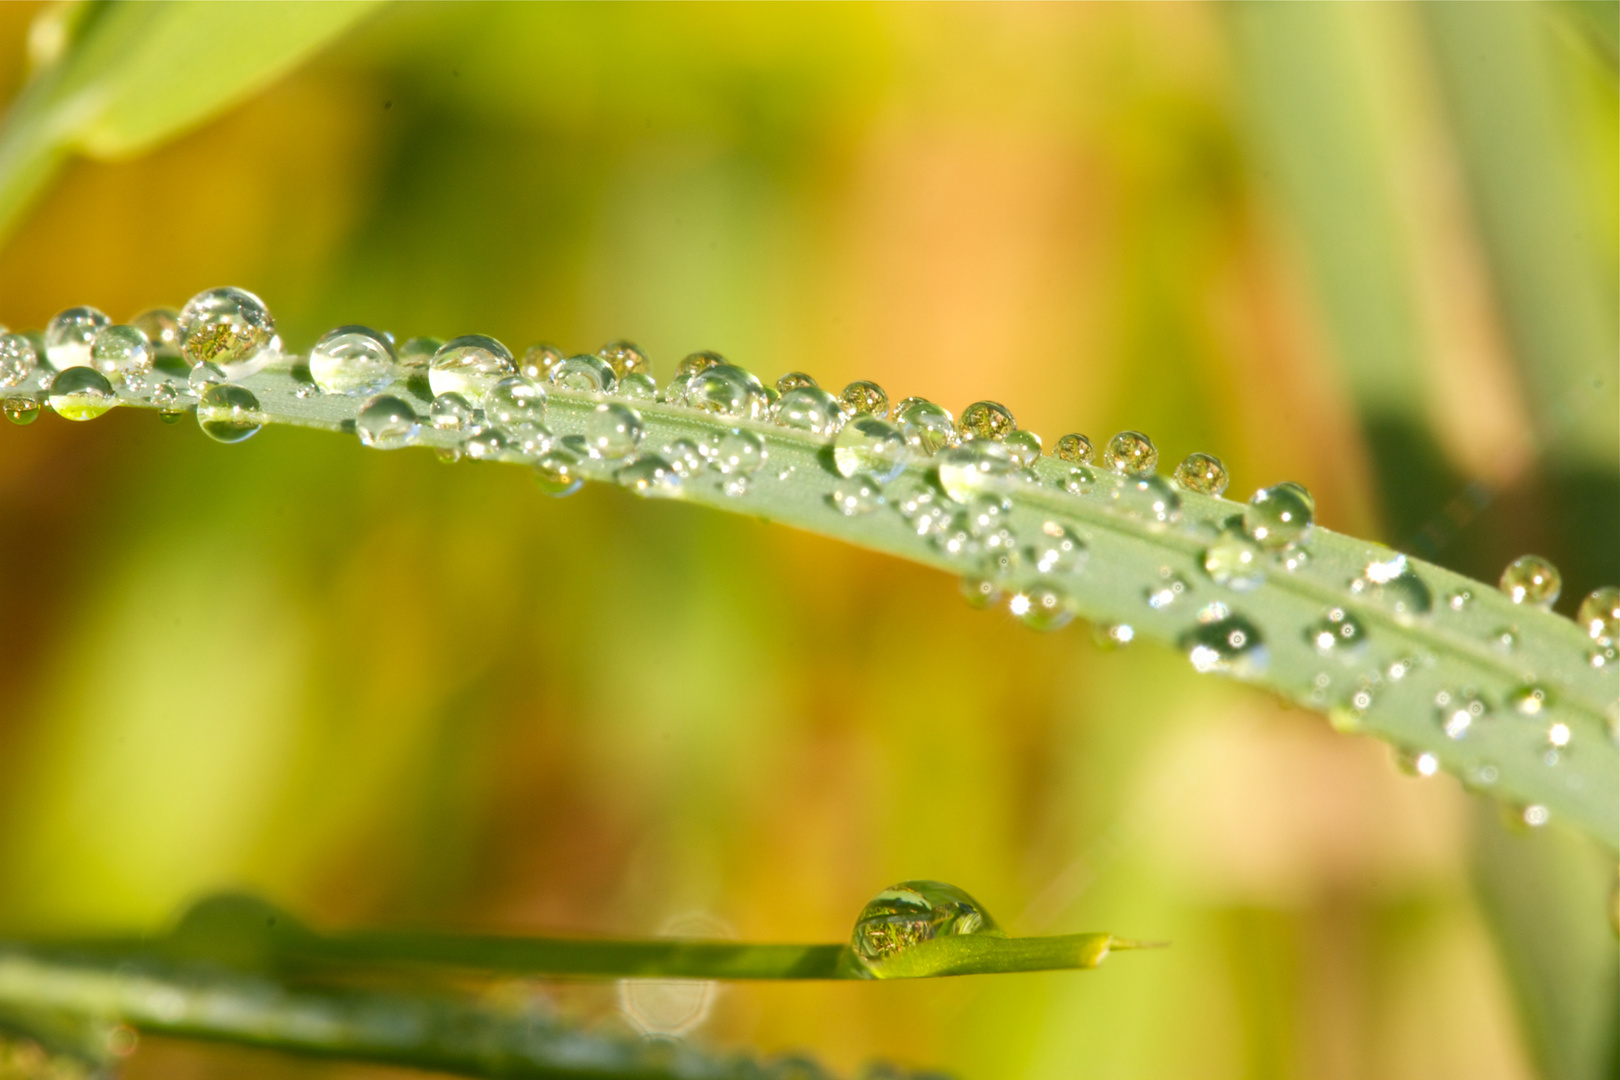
left=0, top=4, right=1614, bottom=1079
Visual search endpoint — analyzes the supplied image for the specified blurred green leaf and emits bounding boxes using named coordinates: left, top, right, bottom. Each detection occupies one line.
left=0, top=0, right=382, bottom=240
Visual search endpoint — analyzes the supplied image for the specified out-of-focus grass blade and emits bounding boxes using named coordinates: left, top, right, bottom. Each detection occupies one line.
left=0, top=0, right=382, bottom=241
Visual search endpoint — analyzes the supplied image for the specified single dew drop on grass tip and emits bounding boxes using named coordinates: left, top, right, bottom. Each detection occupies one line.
left=851, top=881, right=1003, bottom=964
left=1174, top=452, right=1228, bottom=496
left=1499, top=555, right=1561, bottom=609
left=309, top=325, right=398, bottom=396
left=196, top=384, right=263, bottom=444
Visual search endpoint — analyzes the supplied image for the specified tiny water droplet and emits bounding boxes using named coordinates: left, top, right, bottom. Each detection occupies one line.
left=687, top=364, right=767, bottom=420
left=616, top=454, right=681, bottom=498
left=1183, top=605, right=1267, bottom=675
left=893, top=397, right=956, bottom=454
left=714, top=429, right=767, bottom=475
left=850, top=881, right=1002, bottom=964
left=429, top=335, right=516, bottom=404
left=961, top=576, right=1002, bottom=609
left=131, top=308, right=182, bottom=357
left=833, top=416, right=909, bottom=481
left=1202, top=531, right=1264, bottom=591
left=776, top=371, right=817, bottom=393
left=196, top=383, right=262, bottom=443
left=534, top=449, right=583, bottom=496
left=839, top=380, right=888, bottom=418
left=584, top=403, right=644, bottom=459
left=1173, top=452, right=1228, bottom=496
left=1114, top=475, right=1181, bottom=522
left=430, top=392, right=474, bottom=431
left=188, top=361, right=227, bottom=394
left=1009, top=586, right=1074, bottom=631
left=179, top=288, right=274, bottom=370
left=1054, top=433, right=1094, bottom=465
left=1349, top=554, right=1433, bottom=618
left=399, top=336, right=444, bottom=373
left=1521, top=804, right=1550, bottom=828
left=356, top=394, right=419, bottom=449
left=1031, top=521, right=1086, bottom=574
left=1243, top=484, right=1313, bottom=549
left=1507, top=684, right=1551, bottom=716
left=958, top=400, right=1015, bottom=442
left=44, top=306, right=110, bottom=370
left=596, top=340, right=648, bottom=380
left=1499, top=554, right=1560, bottom=608
left=936, top=440, right=1015, bottom=503
left=3, top=395, right=41, bottom=425
left=1307, top=607, right=1368, bottom=659
left=1446, top=588, right=1473, bottom=612
left=1489, top=626, right=1518, bottom=653
left=1396, top=749, right=1440, bottom=777
left=1104, top=431, right=1157, bottom=475
left=0, top=332, right=39, bottom=389
left=90, top=325, right=152, bottom=381
left=47, top=367, right=116, bottom=420
left=678, top=351, right=726, bottom=378
left=1096, top=623, right=1135, bottom=648
left=151, top=382, right=182, bottom=418
left=1579, top=586, right=1620, bottom=645
left=1146, top=568, right=1189, bottom=609
left=486, top=375, right=547, bottom=427
left=1434, top=688, right=1486, bottom=740
left=309, top=325, right=397, bottom=395
left=829, top=473, right=885, bottom=516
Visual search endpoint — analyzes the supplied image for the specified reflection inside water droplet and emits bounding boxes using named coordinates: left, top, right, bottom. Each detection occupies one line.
left=851, top=881, right=1003, bottom=963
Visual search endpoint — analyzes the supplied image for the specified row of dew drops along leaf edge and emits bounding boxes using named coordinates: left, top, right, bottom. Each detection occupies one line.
left=2, top=289, right=1616, bottom=820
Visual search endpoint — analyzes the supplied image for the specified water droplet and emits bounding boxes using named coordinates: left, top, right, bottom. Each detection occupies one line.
left=833, top=416, right=909, bottom=482
left=1173, top=452, right=1228, bottom=496
left=3, top=395, right=41, bottom=425
left=429, top=335, right=516, bottom=404
left=839, top=380, right=888, bottom=418
left=829, top=473, right=885, bottom=516
left=1590, top=644, right=1618, bottom=668
left=1578, top=586, right=1619, bottom=645
left=179, top=288, right=274, bottom=371
left=616, top=454, right=681, bottom=498
left=1146, top=568, right=1189, bottom=609
left=1183, top=605, right=1267, bottom=675
left=1203, top=531, right=1264, bottom=591
left=151, top=382, right=183, bottom=419
left=1547, top=721, right=1571, bottom=749
left=1489, top=626, right=1518, bottom=653
left=1096, top=623, right=1135, bottom=647
left=1521, top=804, right=1550, bottom=828
left=1507, top=684, right=1551, bottom=716
left=1499, top=554, right=1560, bottom=608
left=88, top=324, right=152, bottom=383
left=196, top=383, right=262, bottom=443
left=1114, top=475, right=1181, bottom=522
left=583, top=403, right=644, bottom=459
left=1047, top=433, right=1091, bottom=466
left=677, top=351, right=725, bottom=378
left=464, top=425, right=510, bottom=460
left=1349, top=555, right=1433, bottom=618
left=309, top=325, right=397, bottom=395
left=44, top=306, right=110, bottom=370
left=687, top=364, right=767, bottom=419
left=486, top=375, right=547, bottom=427
left=616, top=372, right=658, bottom=400
left=1307, top=607, right=1368, bottom=659
left=712, top=428, right=767, bottom=476
left=1396, top=749, right=1440, bottom=777
left=893, top=397, right=956, bottom=454
left=400, top=336, right=444, bottom=374
left=1243, top=484, right=1313, bottom=549
left=961, top=577, right=1002, bottom=609
left=356, top=394, right=419, bottom=449
left=596, top=340, right=648, bottom=380
left=936, top=440, right=1015, bottom=503
left=1002, top=429, right=1042, bottom=467
left=1446, top=588, right=1474, bottom=612
left=1030, top=521, right=1086, bottom=574
left=662, top=438, right=706, bottom=478
left=774, top=385, right=842, bottom=434
left=188, top=361, right=227, bottom=394
left=1009, top=586, right=1075, bottom=630
left=1104, top=431, right=1157, bottom=475
left=534, top=449, right=583, bottom=496
left=47, top=367, right=116, bottom=420
left=958, top=400, right=1015, bottom=441
left=850, top=881, right=1002, bottom=964
left=1434, top=689, right=1486, bottom=739
left=430, top=392, right=474, bottom=431
left=0, top=332, right=39, bottom=389
left=131, top=308, right=182, bottom=357
left=776, top=371, right=817, bottom=393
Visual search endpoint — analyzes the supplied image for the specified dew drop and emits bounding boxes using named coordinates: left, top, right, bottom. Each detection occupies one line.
left=839, top=380, right=889, bottom=418
left=936, top=440, right=1015, bottom=503
left=1053, top=433, right=1094, bottom=465
left=534, top=449, right=583, bottom=497
left=1114, top=475, right=1181, bottom=522
left=1547, top=721, right=1571, bottom=749
left=893, top=397, right=957, bottom=454
left=850, top=881, right=1002, bottom=964
left=131, top=308, right=182, bottom=358
left=400, top=336, right=444, bottom=374
left=1306, top=607, right=1368, bottom=659
left=90, top=324, right=152, bottom=382
left=1396, top=749, right=1440, bottom=777
left=958, top=400, right=1016, bottom=442
left=616, top=372, right=658, bottom=400
left=616, top=454, right=681, bottom=498
left=774, top=385, right=842, bottom=434
left=1104, top=430, right=1157, bottom=475
left=688, top=364, right=768, bottom=420
left=1010, top=586, right=1074, bottom=631
left=1489, top=626, right=1518, bottom=653
left=44, top=306, right=110, bottom=370
left=1434, top=688, right=1486, bottom=740
left=1349, top=554, right=1433, bottom=618
left=464, top=425, right=510, bottom=460
left=662, top=438, right=706, bottom=478
left=486, top=375, right=547, bottom=427
left=309, top=325, right=397, bottom=395
left=354, top=394, right=419, bottom=449
left=1173, top=452, right=1228, bottom=496
left=712, top=428, right=767, bottom=476
left=833, top=416, right=909, bottom=482
left=1002, top=429, right=1042, bottom=467
left=429, top=335, right=516, bottom=404
left=1446, top=588, right=1474, bottom=613
left=430, top=392, right=474, bottom=431
left=1031, top=521, right=1087, bottom=575
left=1499, top=554, right=1560, bottom=608
left=1243, top=484, right=1313, bottom=549
left=0, top=332, right=39, bottom=389
left=597, top=340, right=648, bottom=380
left=829, top=473, right=885, bottom=516
left=1146, top=568, right=1189, bottom=609
left=179, top=288, right=274, bottom=371
left=1521, top=804, right=1550, bottom=828
left=3, top=395, right=41, bottom=426
left=151, top=382, right=183, bottom=419
left=47, top=367, right=116, bottom=421
left=515, top=342, right=562, bottom=381
left=196, top=383, right=262, bottom=443
left=584, top=403, right=644, bottom=460
left=1182, top=604, right=1267, bottom=675
left=1202, top=531, right=1264, bottom=591
left=1097, top=623, right=1136, bottom=648
left=776, top=371, right=817, bottom=393
left=961, top=576, right=1002, bottom=609
left=1579, top=586, right=1620, bottom=645
left=677, top=351, right=726, bottom=378
left=1507, top=684, right=1551, bottom=716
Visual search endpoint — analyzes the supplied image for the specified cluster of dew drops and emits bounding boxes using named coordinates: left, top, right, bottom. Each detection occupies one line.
left=3, top=289, right=1617, bottom=818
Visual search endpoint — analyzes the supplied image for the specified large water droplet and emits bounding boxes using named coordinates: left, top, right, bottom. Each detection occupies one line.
left=1243, top=484, right=1313, bottom=549
left=714, top=429, right=766, bottom=476
left=833, top=416, right=909, bottom=482
left=1010, top=586, right=1075, bottom=631
left=1054, top=432, right=1094, bottom=465
left=850, top=881, right=1003, bottom=964
left=1002, top=429, right=1042, bottom=467
left=429, top=335, right=515, bottom=404
left=597, top=340, right=648, bottom=380
left=774, top=385, right=842, bottom=434
left=584, top=403, right=644, bottom=459
left=1030, top=521, right=1086, bottom=574
left=776, top=371, right=817, bottom=393
left=829, top=474, right=885, bottom=516
left=1350, top=554, right=1432, bottom=618
left=90, top=324, right=152, bottom=382
left=616, top=373, right=658, bottom=400
left=1114, top=475, right=1181, bottom=522
left=1182, top=605, right=1267, bottom=675
left=1578, top=586, right=1619, bottom=645
left=1173, top=452, right=1228, bottom=496
left=839, top=380, right=888, bottom=418
left=1499, top=554, right=1560, bottom=609
left=179, top=288, right=274, bottom=371
left=47, top=367, right=116, bottom=420
left=356, top=394, right=419, bottom=449
left=534, top=449, right=583, bottom=496
left=44, top=306, right=110, bottom=370
left=3, top=395, right=41, bottom=426
left=430, top=392, right=474, bottom=431
left=196, top=383, right=263, bottom=443
left=309, top=325, right=397, bottom=395
left=1434, top=689, right=1486, bottom=740
left=959, top=401, right=1015, bottom=442
left=1306, top=607, right=1368, bottom=660
left=936, top=441, right=1015, bottom=503
left=0, top=332, right=39, bottom=389
left=687, top=364, right=767, bottom=420
left=486, top=375, right=547, bottom=427
left=616, top=454, right=681, bottom=498
left=1104, top=431, right=1157, bottom=475
left=131, top=308, right=182, bottom=358
left=1203, top=531, right=1264, bottom=591
left=678, top=351, right=726, bottom=378
left=893, top=397, right=956, bottom=454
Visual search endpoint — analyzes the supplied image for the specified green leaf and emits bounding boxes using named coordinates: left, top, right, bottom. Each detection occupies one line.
left=0, top=0, right=383, bottom=240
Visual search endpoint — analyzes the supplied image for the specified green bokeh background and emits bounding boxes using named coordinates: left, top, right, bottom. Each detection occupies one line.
left=0, top=4, right=1615, bottom=1078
